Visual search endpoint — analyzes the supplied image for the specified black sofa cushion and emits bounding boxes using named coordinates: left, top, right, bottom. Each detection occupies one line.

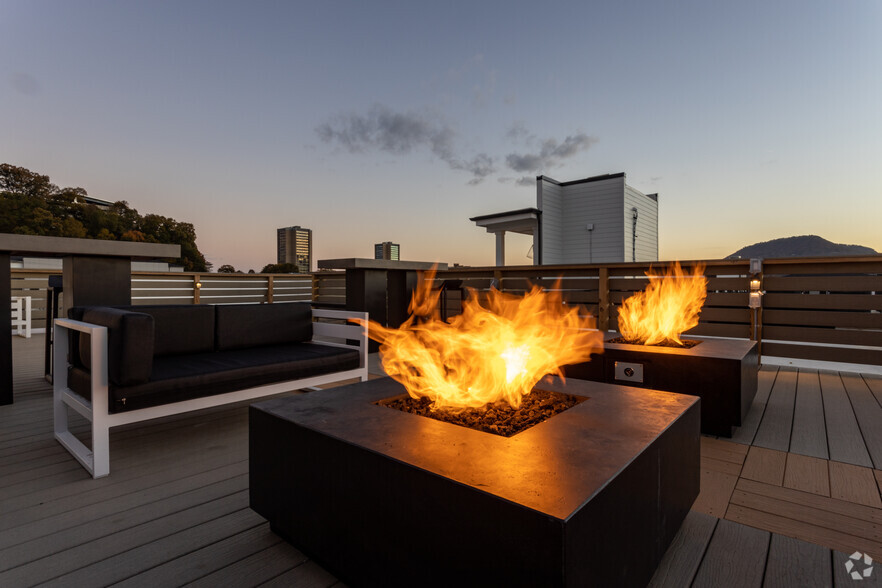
left=215, top=302, right=313, bottom=351
left=67, top=342, right=360, bottom=413
left=79, top=308, right=154, bottom=387
left=128, top=305, right=216, bottom=356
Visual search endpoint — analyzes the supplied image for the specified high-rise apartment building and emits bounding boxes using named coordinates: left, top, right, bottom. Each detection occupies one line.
left=374, top=241, right=400, bottom=261
left=277, top=226, right=313, bottom=273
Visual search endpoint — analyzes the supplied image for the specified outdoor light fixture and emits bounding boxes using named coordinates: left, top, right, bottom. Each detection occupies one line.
left=749, top=278, right=762, bottom=309
left=196, top=282, right=202, bottom=289
left=749, top=257, right=762, bottom=275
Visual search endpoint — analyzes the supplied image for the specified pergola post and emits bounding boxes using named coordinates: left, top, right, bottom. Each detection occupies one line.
left=495, top=231, right=506, bottom=267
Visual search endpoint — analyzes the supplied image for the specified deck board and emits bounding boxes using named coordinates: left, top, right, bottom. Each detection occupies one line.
left=783, top=453, right=830, bottom=497
left=841, top=374, right=882, bottom=469
left=741, top=446, right=787, bottom=486
left=730, top=366, right=778, bottom=446
left=763, top=534, right=832, bottom=588
left=111, top=523, right=284, bottom=587
left=820, top=371, right=873, bottom=468
left=790, top=370, right=829, bottom=459
left=753, top=368, right=798, bottom=452
left=691, top=518, right=770, bottom=588
left=833, top=550, right=882, bottom=586
left=183, top=541, right=312, bottom=588
left=647, top=511, right=717, bottom=588
left=828, top=461, right=882, bottom=509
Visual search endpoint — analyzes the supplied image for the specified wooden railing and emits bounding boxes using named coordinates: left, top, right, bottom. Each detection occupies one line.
left=430, top=257, right=881, bottom=367
left=10, top=270, right=57, bottom=332
left=10, top=256, right=882, bottom=366
left=10, top=270, right=326, bottom=330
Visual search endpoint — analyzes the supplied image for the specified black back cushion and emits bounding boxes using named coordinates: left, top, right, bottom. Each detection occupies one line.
left=215, top=303, right=313, bottom=351
left=132, top=305, right=216, bottom=356
left=80, top=308, right=154, bottom=387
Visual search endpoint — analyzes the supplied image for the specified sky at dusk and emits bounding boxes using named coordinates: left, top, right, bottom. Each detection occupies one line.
left=2, top=1, right=880, bottom=270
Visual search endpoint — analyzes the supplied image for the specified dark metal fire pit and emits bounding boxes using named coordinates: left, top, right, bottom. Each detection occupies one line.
left=565, top=335, right=758, bottom=437
left=249, top=377, right=700, bottom=587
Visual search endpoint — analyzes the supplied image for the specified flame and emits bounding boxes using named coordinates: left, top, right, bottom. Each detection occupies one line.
left=617, top=261, right=708, bottom=346
left=354, top=269, right=603, bottom=409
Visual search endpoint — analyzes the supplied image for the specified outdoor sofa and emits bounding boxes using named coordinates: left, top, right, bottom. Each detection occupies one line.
left=53, top=302, right=368, bottom=478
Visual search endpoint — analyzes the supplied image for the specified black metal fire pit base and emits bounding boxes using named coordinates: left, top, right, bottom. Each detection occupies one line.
left=565, top=336, right=757, bottom=437
left=249, top=377, right=700, bottom=588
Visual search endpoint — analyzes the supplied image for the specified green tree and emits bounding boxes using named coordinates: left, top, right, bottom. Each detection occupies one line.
left=260, top=262, right=300, bottom=274
left=217, top=264, right=236, bottom=273
left=0, top=163, right=211, bottom=272
left=0, top=163, right=53, bottom=198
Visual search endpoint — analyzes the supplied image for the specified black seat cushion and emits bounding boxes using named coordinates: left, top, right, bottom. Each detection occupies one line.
left=68, top=343, right=360, bottom=413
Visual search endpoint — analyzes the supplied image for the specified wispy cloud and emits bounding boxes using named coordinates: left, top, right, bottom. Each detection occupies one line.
left=505, top=133, right=597, bottom=174
left=318, top=111, right=596, bottom=186
left=317, top=105, right=496, bottom=184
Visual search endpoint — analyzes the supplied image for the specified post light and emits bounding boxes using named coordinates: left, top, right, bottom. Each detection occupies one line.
left=196, top=281, right=202, bottom=289
left=749, top=258, right=762, bottom=275
left=749, top=279, right=762, bottom=309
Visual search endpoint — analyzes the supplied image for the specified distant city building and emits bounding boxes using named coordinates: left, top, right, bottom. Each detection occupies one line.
left=374, top=241, right=400, bottom=261
left=277, top=226, right=313, bottom=272
left=470, top=172, right=659, bottom=266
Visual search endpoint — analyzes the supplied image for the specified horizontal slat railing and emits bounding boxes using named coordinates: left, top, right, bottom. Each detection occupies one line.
left=10, top=256, right=881, bottom=365
left=313, top=272, right=346, bottom=307
left=10, top=270, right=58, bottom=331
left=434, top=259, right=755, bottom=341
left=760, top=256, right=882, bottom=365
left=433, top=257, right=881, bottom=366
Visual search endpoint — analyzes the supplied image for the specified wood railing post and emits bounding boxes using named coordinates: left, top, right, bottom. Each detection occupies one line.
left=193, top=274, right=201, bottom=304
left=267, top=275, right=274, bottom=304
left=598, top=267, right=609, bottom=332
left=754, top=271, right=763, bottom=362
left=312, top=274, right=319, bottom=302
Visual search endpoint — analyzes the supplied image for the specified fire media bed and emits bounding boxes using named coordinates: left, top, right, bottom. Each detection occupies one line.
left=249, top=376, right=700, bottom=588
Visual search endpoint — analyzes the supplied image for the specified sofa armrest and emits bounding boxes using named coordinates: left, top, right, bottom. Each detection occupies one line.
left=54, top=318, right=110, bottom=411
left=312, top=309, right=369, bottom=369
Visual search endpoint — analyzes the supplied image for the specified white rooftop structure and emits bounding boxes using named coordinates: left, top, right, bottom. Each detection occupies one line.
left=471, top=172, right=659, bottom=266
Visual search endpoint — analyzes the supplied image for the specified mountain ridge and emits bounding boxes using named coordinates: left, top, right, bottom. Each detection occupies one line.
left=726, top=235, right=877, bottom=259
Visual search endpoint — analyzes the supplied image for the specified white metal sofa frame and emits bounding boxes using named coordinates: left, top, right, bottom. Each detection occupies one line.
left=53, top=308, right=369, bottom=478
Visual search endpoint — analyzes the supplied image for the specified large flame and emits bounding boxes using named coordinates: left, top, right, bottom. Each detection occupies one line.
left=617, top=261, right=708, bottom=346
left=355, top=269, right=603, bottom=409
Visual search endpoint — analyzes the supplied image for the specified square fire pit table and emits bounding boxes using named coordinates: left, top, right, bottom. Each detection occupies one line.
left=250, top=376, right=700, bottom=588
left=565, top=336, right=758, bottom=437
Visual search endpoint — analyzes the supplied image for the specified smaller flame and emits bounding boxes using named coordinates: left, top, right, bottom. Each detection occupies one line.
left=617, top=261, right=707, bottom=346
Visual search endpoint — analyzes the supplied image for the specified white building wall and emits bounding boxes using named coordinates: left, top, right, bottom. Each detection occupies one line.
left=624, top=185, right=659, bottom=262
left=558, top=176, right=626, bottom=264
left=538, top=179, right=563, bottom=264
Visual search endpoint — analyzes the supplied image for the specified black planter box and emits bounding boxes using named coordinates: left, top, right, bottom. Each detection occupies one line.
left=565, top=336, right=757, bottom=437
left=249, top=377, right=700, bottom=588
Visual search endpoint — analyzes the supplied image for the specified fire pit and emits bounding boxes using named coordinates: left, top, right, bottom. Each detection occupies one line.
left=565, top=261, right=758, bottom=437
left=565, top=335, right=757, bottom=437
left=250, top=376, right=699, bottom=587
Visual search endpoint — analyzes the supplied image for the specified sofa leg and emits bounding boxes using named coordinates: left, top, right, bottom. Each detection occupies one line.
left=91, top=421, right=111, bottom=478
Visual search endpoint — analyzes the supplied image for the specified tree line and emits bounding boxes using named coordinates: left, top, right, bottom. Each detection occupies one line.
left=0, top=163, right=209, bottom=271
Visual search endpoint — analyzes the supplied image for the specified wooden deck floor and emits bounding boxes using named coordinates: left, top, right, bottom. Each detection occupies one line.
left=3, top=335, right=882, bottom=587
